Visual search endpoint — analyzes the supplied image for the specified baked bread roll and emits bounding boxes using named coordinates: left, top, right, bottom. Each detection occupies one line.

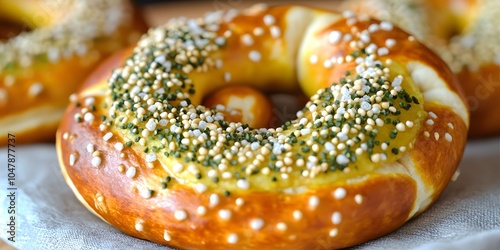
left=0, top=0, right=147, bottom=145
left=56, top=4, right=469, bottom=249
left=341, top=0, right=500, bottom=137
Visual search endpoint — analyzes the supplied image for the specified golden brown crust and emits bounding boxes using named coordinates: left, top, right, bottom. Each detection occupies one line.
left=56, top=5, right=469, bottom=249
left=0, top=1, right=147, bottom=146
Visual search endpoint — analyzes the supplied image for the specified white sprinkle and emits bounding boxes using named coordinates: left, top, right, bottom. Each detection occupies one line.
left=354, top=194, right=363, bottom=204
left=126, top=167, right=137, bottom=178
left=146, top=119, right=157, bottom=131
left=329, top=31, right=342, bottom=44
left=174, top=210, right=188, bottom=221
left=163, top=230, right=171, bottom=241
left=114, top=142, right=124, bottom=151
left=28, top=82, right=43, bottom=97
left=380, top=21, right=393, bottom=31
left=69, top=153, right=77, bottom=166
left=396, top=123, right=406, bottom=132
left=215, top=59, right=223, bottom=69
left=224, top=72, right=231, bottom=82
left=197, top=206, right=207, bottom=215
left=309, top=196, right=319, bottom=209
left=263, top=14, right=275, bottom=26
left=218, top=209, right=232, bottom=220
left=337, top=132, right=348, bottom=141
left=293, top=210, right=303, bottom=220
left=277, top=222, right=287, bottom=231
left=4, top=75, right=15, bottom=86
left=333, top=187, right=347, bottom=200
left=249, top=50, right=262, bottom=62
left=140, top=189, right=152, bottom=199
left=310, top=55, right=318, bottom=64
left=84, top=97, right=95, bottom=106
left=241, top=34, right=254, bottom=46
left=378, top=47, right=389, bottom=56
left=445, top=133, right=453, bottom=142
left=173, top=163, right=184, bottom=173
left=253, top=27, right=264, bottom=36
left=83, top=113, right=95, bottom=123
left=309, top=104, right=317, bottom=112
left=210, top=193, right=220, bottom=207
left=368, top=23, right=379, bottom=33
left=250, top=218, right=265, bottom=230
left=331, top=211, right=342, bottom=225
left=195, top=183, right=207, bottom=193
left=103, top=132, right=113, bottom=141
left=426, top=119, right=435, bottom=125
left=237, top=179, right=250, bottom=190
left=336, top=154, right=350, bottom=165
left=325, top=142, right=335, bottom=151
left=270, top=26, right=281, bottom=38
left=428, top=112, right=438, bottom=119
left=234, top=198, right=245, bottom=207
left=91, top=157, right=101, bottom=167
left=145, top=153, right=157, bottom=163
left=329, top=228, right=338, bottom=237
left=86, top=144, right=95, bottom=153
left=385, top=39, right=396, bottom=48
left=227, top=233, right=238, bottom=244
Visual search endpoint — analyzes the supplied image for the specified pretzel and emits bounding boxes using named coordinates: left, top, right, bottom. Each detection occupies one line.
left=56, top=5, right=469, bottom=249
left=341, top=0, right=500, bottom=137
left=0, top=0, right=147, bottom=145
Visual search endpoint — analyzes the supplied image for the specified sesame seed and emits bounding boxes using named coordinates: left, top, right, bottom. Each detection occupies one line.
left=445, top=133, right=453, bottom=142
left=237, top=179, right=250, bottom=189
left=197, top=206, right=207, bottom=215
left=424, top=131, right=430, bottom=138
left=333, top=187, right=346, bottom=200
left=224, top=72, right=231, bottom=82
left=174, top=210, right=188, bottom=221
left=426, top=119, right=435, bottom=125
left=385, top=39, right=396, bottom=48
left=270, top=26, right=281, bottom=38
left=331, top=211, right=342, bottom=225
left=145, top=153, right=157, bottom=163
left=451, top=169, right=461, bottom=182
left=227, top=233, right=238, bottom=244
left=428, top=112, right=437, bottom=119
left=396, top=123, right=406, bottom=132
left=250, top=218, right=264, bottom=230
left=126, top=167, right=136, bottom=178
left=329, top=228, right=338, bottom=237
left=354, top=194, right=363, bottom=204
left=380, top=21, right=393, bottom=31
left=329, top=31, right=342, bottom=44
left=253, top=27, right=264, bottom=36
left=241, top=34, right=254, bottom=46
left=173, top=163, right=184, bottom=173
left=448, top=123, right=454, bottom=130
left=263, top=14, right=275, bottom=26
left=235, top=198, right=245, bottom=206
left=310, top=55, right=318, bottom=64
left=140, top=189, right=152, bottom=199
left=293, top=210, right=303, bottom=220
left=83, top=113, right=95, bottom=123
left=91, top=157, right=102, bottom=167
left=309, top=196, right=319, bottom=209
left=218, top=209, right=232, bottom=220
left=135, top=221, right=143, bottom=231
left=378, top=47, right=389, bottom=56
left=276, top=222, right=287, bottom=231
left=195, top=183, right=207, bottom=193
left=69, top=153, right=78, bottom=166
left=434, top=132, right=440, bottom=140
left=28, top=82, right=43, bottom=97
left=336, top=154, right=350, bottom=165
left=114, top=142, right=124, bottom=151
left=249, top=50, right=262, bottom=62
left=210, top=193, right=220, bottom=207
left=163, top=230, right=172, bottom=241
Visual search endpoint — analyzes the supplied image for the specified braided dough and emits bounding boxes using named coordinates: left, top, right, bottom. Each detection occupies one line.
left=57, top=5, right=468, bottom=249
left=0, top=0, right=146, bottom=145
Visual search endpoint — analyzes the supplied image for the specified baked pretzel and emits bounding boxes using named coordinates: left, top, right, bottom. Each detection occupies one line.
left=0, top=0, right=147, bottom=145
left=56, top=5, right=469, bottom=249
left=341, top=0, right=500, bottom=137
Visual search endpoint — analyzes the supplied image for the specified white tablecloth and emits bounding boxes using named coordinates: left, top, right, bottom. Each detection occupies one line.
left=1, top=138, right=499, bottom=249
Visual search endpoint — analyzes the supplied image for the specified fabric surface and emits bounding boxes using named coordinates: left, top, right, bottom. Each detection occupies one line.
left=1, top=138, right=499, bottom=250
